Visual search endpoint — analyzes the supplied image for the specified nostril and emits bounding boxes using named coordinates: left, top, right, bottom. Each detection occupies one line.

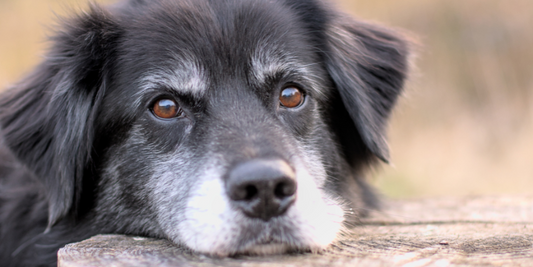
left=244, top=185, right=258, bottom=200
left=274, top=180, right=296, bottom=198
left=229, top=184, right=259, bottom=201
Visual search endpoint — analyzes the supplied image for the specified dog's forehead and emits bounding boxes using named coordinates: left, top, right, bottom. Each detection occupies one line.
left=117, top=0, right=325, bottom=98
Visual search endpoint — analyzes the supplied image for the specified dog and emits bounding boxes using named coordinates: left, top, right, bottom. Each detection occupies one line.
left=0, top=0, right=409, bottom=266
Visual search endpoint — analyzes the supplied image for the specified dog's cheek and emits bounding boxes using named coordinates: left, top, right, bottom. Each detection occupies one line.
left=95, top=153, right=163, bottom=234
left=94, top=125, right=189, bottom=233
left=147, top=150, right=197, bottom=239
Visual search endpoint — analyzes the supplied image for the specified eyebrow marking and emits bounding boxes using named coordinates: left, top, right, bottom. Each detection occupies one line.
left=136, top=56, right=208, bottom=102
left=249, top=47, right=327, bottom=100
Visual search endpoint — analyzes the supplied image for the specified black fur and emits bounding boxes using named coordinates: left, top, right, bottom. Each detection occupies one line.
left=0, top=0, right=409, bottom=266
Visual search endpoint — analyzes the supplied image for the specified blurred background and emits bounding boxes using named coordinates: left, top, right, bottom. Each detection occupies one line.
left=0, top=0, right=531, bottom=198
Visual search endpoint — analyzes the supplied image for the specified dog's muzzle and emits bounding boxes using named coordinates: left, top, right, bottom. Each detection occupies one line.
left=225, top=159, right=297, bottom=221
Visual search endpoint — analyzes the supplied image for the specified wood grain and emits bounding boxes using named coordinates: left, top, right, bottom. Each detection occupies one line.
left=58, top=196, right=533, bottom=267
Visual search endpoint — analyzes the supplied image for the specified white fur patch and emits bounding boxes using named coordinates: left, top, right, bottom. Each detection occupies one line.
left=177, top=163, right=242, bottom=254
left=288, top=155, right=344, bottom=249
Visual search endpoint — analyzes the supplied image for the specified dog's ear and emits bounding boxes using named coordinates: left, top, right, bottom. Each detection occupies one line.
left=0, top=5, right=120, bottom=227
left=324, top=15, right=410, bottom=164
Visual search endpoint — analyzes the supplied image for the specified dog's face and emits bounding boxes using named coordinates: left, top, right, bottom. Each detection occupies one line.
left=0, top=0, right=408, bottom=256
left=99, top=1, right=343, bottom=254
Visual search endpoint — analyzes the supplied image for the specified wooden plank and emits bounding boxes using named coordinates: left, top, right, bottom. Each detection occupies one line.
left=58, top=196, right=533, bottom=267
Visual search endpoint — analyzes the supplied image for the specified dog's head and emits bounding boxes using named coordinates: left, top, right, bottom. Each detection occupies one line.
left=0, top=0, right=409, bottom=255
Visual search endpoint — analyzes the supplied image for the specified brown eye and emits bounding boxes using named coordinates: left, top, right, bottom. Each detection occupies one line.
left=279, top=87, right=303, bottom=108
left=152, top=99, right=181, bottom=119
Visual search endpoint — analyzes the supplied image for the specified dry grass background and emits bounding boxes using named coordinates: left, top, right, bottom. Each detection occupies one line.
left=0, top=0, right=531, bottom=198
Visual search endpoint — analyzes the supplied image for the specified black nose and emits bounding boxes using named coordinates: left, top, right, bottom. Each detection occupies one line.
left=226, top=159, right=297, bottom=221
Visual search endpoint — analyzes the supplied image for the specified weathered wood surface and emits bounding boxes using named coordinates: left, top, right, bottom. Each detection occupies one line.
left=58, top=196, right=533, bottom=267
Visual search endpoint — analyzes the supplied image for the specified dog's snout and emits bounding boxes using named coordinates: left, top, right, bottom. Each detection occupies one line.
left=226, top=159, right=297, bottom=221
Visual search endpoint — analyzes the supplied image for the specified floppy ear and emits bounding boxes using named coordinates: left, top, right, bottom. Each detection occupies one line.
left=324, top=15, right=410, bottom=164
left=0, top=5, right=120, bottom=227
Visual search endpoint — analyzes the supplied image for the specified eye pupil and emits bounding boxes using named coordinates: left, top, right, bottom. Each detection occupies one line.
left=152, top=99, right=180, bottom=119
left=279, top=87, right=303, bottom=108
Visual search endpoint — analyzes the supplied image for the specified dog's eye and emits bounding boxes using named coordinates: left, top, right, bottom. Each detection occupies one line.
left=152, top=99, right=182, bottom=119
left=279, top=87, right=304, bottom=108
